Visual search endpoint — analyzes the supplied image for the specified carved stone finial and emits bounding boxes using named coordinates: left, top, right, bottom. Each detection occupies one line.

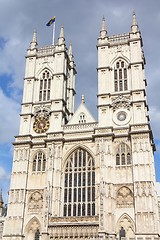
left=81, top=95, right=85, bottom=103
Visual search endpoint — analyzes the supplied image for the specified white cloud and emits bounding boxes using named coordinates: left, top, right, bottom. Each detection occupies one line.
left=150, top=106, right=160, bottom=140
left=0, top=166, right=10, bottom=180
left=0, top=88, right=20, bottom=143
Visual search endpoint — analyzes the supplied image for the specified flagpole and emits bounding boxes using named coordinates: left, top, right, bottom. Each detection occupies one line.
left=52, top=21, right=55, bottom=45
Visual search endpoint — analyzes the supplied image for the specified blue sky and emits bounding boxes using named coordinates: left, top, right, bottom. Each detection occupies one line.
left=0, top=0, right=160, bottom=202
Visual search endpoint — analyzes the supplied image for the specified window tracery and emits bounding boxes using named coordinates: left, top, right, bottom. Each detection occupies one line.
left=39, top=70, right=51, bottom=101
left=114, top=60, right=128, bottom=92
left=63, top=148, right=95, bottom=217
left=32, top=152, right=46, bottom=172
left=116, top=143, right=131, bottom=166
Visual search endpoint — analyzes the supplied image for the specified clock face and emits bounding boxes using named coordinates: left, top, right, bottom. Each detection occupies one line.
left=117, top=111, right=127, bottom=121
left=33, top=117, right=50, bottom=133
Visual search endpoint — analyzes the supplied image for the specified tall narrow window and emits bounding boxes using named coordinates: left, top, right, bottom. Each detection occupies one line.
left=39, top=70, right=51, bottom=102
left=116, top=143, right=131, bottom=166
left=114, top=60, right=128, bottom=92
left=32, top=152, right=46, bottom=172
left=63, top=148, right=95, bottom=217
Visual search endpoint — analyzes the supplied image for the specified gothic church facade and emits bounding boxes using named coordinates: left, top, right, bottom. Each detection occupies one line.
left=2, top=13, right=160, bottom=240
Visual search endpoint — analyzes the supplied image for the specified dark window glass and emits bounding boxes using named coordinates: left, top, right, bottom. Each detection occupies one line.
left=127, top=153, right=131, bottom=164
left=69, top=188, right=72, bottom=202
left=119, top=80, right=123, bottom=91
left=37, top=160, right=41, bottom=171
left=115, top=81, right=118, bottom=91
left=87, top=203, right=91, bottom=216
left=78, top=203, right=81, bottom=216
left=32, top=160, right=36, bottom=171
left=116, top=154, right=120, bottom=165
left=68, top=204, right=71, bottom=216
left=82, top=188, right=85, bottom=202
left=64, top=204, right=67, bottom=216
left=64, top=189, right=67, bottom=203
left=74, top=173, right=77, bottom=187
left=92, top=203, right=95, bottom=215
left=92, top=172, right=95, bottom=185
left=82, top=172, right=85, bottom=186
left=78, top=188, right=81, bottom=202
left=92, top=187, right=95, bottom=201
left=114, top=69, right=117, bottom=80
left=73, top=204, right=76, bottom=216
left=42, top=159, right=46, bottom=171
left=88, top=187, right=91, bottom=201
left=69, top=173, right=72, bottom=187
left=39, top=91, right=42, bottom=101
left=124, top=80, right=128, bottom=91
left=124, top=68, right=127, bottom=79
left=65, top=174, right=68, bottom=187
left=82, top=203, right=85, bottom=216
left=74, top=188, right=77, bottom=202
left=88, top=172, right=91, bottom=186
left=116, top=62, right=120, bottom=68
left=35, top=229, right=40, bottom=240
left=78, top=173, right=81, bottom=186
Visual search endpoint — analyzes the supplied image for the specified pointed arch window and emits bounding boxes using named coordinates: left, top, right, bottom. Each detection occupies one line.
left=39, top=70, right=51, bottom=101
left=116, top=143, right=131, bottom=166
left=63, top=148, right=95, bottom=217
left=114, top=60, right=128, bottom=92
left=32, top=151, right=46, bottom=172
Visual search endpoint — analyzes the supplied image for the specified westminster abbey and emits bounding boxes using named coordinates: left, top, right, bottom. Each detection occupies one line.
left=2, top=12, right=160, bottom=240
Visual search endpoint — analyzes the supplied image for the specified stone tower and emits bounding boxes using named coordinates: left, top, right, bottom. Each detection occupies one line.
left=2, top=13, right=160, bottom=240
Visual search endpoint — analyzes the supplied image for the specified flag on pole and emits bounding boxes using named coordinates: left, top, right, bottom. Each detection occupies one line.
left=46, top=16, right=56, bottom=26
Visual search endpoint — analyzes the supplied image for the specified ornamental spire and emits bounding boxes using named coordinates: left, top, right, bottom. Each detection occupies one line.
left=29, top=30, right=38, bottom=49
left=68, top=42, right=74, bottom=61
left=131, top=11, right=139, bottom=33
left=81, top=95, right=85, bottom=104
left=99, top=16, right=107, bottom=38
left=58, top=25, right=65, bottom=45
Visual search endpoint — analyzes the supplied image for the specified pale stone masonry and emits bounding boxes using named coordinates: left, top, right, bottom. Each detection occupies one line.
left=2, top=12, right=160, bottom=239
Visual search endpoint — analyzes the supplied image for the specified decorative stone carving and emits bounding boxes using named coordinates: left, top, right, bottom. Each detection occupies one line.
left=116, top=186, right=133, bottom=208
left=28, top=191, right=43, bottom=212
left=111, top=95, right=131, bottom=111
left=34, top=105, right=51, bottom=118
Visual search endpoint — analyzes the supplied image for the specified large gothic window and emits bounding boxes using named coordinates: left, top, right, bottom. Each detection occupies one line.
left=39, top=70, right=51, bottom=101
left=32, top=152, right=46, bottom=172
left=116, top=143, right=131, bottom=166
left=114, top=60, right=128, bottom=92
left=63, top=148, right=95, bottom=217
